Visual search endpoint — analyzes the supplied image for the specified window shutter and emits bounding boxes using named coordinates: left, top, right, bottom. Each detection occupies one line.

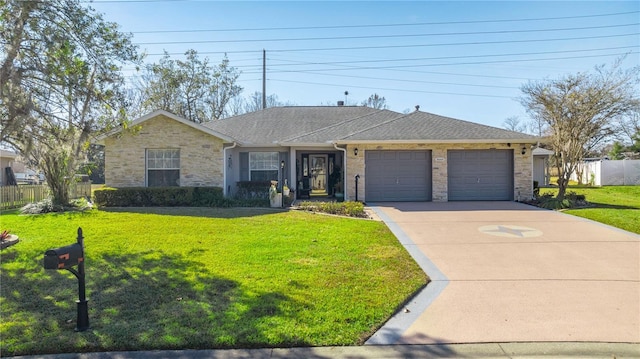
left=240, top=152, right=249, bottom=181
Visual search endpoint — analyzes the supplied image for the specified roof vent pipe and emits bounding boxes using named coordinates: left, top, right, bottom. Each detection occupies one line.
left=337, top=101, right=344, bottom=106
left=415, top=105, right=420, bottom=111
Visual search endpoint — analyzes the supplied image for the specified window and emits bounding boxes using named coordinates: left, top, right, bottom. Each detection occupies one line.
left=249, top=152, right=279, bottom=181
left=147, top=149, right=180, bottom=187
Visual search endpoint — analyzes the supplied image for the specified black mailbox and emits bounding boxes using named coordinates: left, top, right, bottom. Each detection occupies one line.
left=44, top=243, right=84, bottom=270
left=43, top=227, right=89, bottom=332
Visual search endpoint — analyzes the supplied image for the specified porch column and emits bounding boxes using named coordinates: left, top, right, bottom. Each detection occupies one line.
left=289, top=149, right=296, bottom=194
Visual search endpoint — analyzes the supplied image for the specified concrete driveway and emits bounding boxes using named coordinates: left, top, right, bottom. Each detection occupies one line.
left=366, top=201, right=640, bottom=345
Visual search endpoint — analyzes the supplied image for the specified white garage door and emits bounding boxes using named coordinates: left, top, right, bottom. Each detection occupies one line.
left=365, top=150, right=432, bottom=202
left=448, top=149, right=514, bottom=201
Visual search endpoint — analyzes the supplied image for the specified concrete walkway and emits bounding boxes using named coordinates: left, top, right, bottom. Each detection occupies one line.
left=10, top=343, right=640, bottom=358
left=366, top=201, right=640, bottom=345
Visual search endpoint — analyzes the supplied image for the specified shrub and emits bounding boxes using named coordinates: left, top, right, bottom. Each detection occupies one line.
left=317, top=201, right=343, bottom=215
left=343, top=201, right=365, bottom=217
left=565, top=191, right=588, bottom=207
left=297, top=201, right=366, bottom=218
left=94, top=187, right=226, bottom=207
left=192, top=187, right=231, bottom=207
left=534, top=191, right=588, bottom=210
left=20, top=198, right=65, bottom=214
left=235, top=181, right=271, bottom=200
left=20, top=197, right=93, bottom=214
left=537, top=194, right=571, bottom=210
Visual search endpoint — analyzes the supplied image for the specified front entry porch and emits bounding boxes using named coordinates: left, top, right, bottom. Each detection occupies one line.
left=296, top=151, right=343, bottom=200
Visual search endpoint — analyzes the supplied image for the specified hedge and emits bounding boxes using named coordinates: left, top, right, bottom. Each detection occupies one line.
left=297, top=201, right=366, bottom=218
left=94, top=187, right=233, bottom=207
left=235, top=181, right=271, bottom=200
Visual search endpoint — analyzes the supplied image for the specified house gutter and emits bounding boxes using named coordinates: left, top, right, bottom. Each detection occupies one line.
left=223, top=142, right=237, bottom=197
left=333, top=143, right=348, bottom=201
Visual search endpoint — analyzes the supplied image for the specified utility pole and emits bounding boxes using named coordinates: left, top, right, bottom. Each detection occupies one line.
left=262, top=49, right=266, bottom=110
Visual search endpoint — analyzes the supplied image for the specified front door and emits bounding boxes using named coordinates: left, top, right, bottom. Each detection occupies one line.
left=310, top=154, right=328, bottom=195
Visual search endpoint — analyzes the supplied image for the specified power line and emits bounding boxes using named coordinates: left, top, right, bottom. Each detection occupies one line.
left=133, top=23, right=639, bottom=45
left=126, top=11, right=640, bottom=34
left=269, top=79, right=514, bottom=99
left=123, top=48, right=635, bottom=80
left=252, top=51, right=639, bottom=74
left=275, top=71, right=520, bottom=89
left=140, top=33, right=640, bottom=56
left=263, top=46, right=637, bottom=68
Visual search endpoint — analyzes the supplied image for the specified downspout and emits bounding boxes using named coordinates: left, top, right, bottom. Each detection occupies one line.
left=223, top=142, right=237, bottom=197
left=333, top=143, right=347, bottom=201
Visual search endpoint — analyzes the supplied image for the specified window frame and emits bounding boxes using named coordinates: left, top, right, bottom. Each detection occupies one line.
left=249, top=152, right=279, bottom=182
left=146, top=148, right=180, bottom=187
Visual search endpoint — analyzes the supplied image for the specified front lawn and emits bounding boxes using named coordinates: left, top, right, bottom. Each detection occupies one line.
left=540, top=186, right=640, bottom=234
left=0, top=208, right=427, bottom=356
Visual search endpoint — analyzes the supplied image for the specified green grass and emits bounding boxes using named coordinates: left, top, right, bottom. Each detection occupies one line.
left=540, top=186, right=640, bottom=234
left=0, top=207, right=427, bottom=356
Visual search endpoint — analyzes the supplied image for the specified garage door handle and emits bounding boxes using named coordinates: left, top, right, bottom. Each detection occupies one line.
left=396, top=178, right=399, bottom=184
left=477, top=178, right=480, bottom=183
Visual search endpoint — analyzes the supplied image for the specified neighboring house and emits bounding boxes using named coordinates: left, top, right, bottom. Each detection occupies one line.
left=0, top=150, right=39, bottom=185
left=0, top=150, right=18, bottom=186
left=532, top=147, right=554, bottom=186
left=97, top=106, right=539, bottom=202
left=571, top=159, right=640, bottom=186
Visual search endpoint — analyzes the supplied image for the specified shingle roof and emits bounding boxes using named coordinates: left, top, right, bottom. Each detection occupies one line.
left=202, top=106, right=537, bottom=144
left=203, top=106, right=379, bottom=145
left=337, top=111, right=538, bottom=142
left=95, top=109, right=235, bottom=144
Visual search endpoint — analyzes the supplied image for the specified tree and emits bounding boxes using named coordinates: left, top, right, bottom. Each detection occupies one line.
left=138, top=50, right=242, bottom=122
left=608, top=141, right=626, bottom=160
left=520, top=59, right=639, bottom=200
left=241, top=91, right=294, bottom=114
left=78, top=144, right=105, bottom=184
left=616, top=112, right=640, bottom=148
left=1, top=0, right=140, bottom=205
left=502, top=116, right=527, bottom=133
left=631, top=130, right=640, bottom=153
left=361, top=93, right=388, bottom=109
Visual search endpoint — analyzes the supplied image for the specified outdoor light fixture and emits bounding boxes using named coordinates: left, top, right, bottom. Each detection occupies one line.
left=228, top=156, right=232, bottom=168
left=521, top=147, right=527, bottom=155
left=354, top=148, right=358, bottom=156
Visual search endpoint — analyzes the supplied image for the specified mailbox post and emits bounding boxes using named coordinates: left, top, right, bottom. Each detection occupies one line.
left=43, top=227, right=89, bottom=332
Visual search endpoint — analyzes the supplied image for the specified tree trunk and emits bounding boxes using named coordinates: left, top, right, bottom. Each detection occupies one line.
left=556, top=176, right=569, bottom=201
left=40, top=146, right=74, bottom=206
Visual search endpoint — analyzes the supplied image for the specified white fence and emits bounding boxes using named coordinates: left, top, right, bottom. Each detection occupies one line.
left=571, top=160, right=640, bottom=186
left=0, top=183, right=92, bottom=210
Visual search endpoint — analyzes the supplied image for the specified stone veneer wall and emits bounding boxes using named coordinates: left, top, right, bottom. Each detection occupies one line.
left=345, top=143, right=533, bottom=202
left=104, top=114, right=224, bottom=187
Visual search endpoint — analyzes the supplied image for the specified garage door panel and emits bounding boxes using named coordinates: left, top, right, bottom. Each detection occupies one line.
left=366, top=150, right=432, bottom=202
left=448, top=149, right=513, bottom=201
left=366, top=151, right=382, bottom=160
left=382, top=152, right=397, bottom=160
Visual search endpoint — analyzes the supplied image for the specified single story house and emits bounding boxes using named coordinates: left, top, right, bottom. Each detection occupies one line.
left=97, top=106, right=539, bottom=202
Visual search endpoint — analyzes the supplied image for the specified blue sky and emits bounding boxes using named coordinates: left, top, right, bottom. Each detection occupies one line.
left=90, top=0, right=640, bottom=129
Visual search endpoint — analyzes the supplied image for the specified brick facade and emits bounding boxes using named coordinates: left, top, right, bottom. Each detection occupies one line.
left=104, top=114, right=224, bottom=187
left=345, top=143, right=532, bottom=202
